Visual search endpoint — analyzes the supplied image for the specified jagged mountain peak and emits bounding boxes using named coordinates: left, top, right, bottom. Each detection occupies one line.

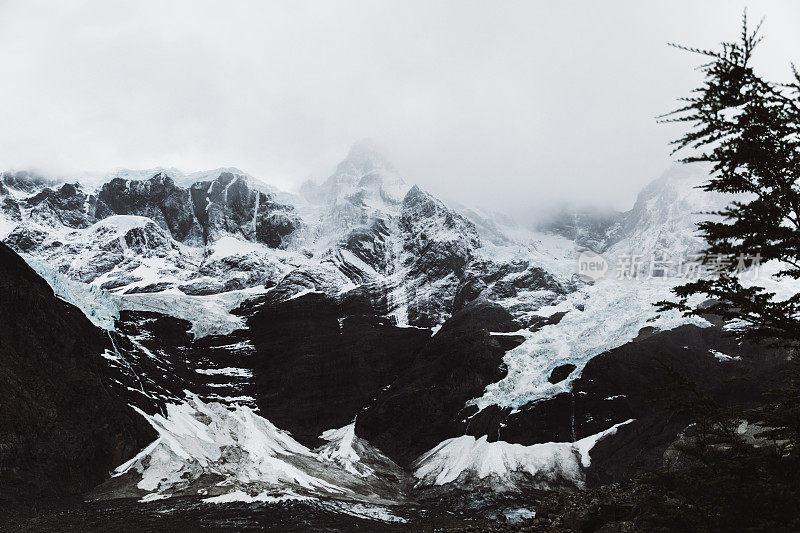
left=405, top=183, right=422, bottom=196
left=301, top=142, right=408, bottom=208
left=343, top=139, right=395, bottom=173
left=401, top=185, right=476, bottom=234
left=604, top=162, right=730, bottom=260
left=1, top=169, right=62, bottom=193
left=535, top=162, right=726, bottom=256
left=82, top=166, right=263, bottom=191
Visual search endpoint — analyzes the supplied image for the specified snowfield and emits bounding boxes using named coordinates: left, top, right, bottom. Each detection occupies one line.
left=111, top=396, right=407, bottom=507
left=112, top=395, right=631, bottom=506
left=114, top=396, right=350, bottom=499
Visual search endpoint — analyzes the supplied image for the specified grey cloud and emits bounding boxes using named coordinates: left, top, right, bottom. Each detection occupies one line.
left=0, top=0, right=798, bottom=218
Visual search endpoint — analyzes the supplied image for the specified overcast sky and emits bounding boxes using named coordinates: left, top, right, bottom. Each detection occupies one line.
left=1, top=1, right=798, bottom=215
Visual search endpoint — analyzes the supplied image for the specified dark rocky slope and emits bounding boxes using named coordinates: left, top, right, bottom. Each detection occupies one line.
left=400, top=185, right=482, bottom=327
left=242, top=291, right=433, bottom=445
left=355, top=300, right=525, bottom=467
left=93, top=172, right=300, bottom=247
left=95, top=173, right=201, bottom=242
left=0, top=242, right=153, bottom=500
left=464, top=322, right=790, bottom=486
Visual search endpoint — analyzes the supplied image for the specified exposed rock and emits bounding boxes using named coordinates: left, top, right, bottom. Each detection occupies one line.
left=191, top=172, right=301, bottom=247
left=0, top=241, right=153, bottom=500
left=96, top=173, right=201, bottom=243
left=355, top=300, right=524, bottom=467
left=528, top=311, right=568, bottom=332
left=455, top=258, right=573, bottom=318
left=69, top=252, right=128, bottom=284
left=465, top=323, right=790, bottom=486
left=99, top=275, right=142, bottom=291
left=124, top=282, right=174, bottom=294
left=548, top=364, right=577, bottom=384
left=4, top=225, right=49, bottom=253
left=518, top=480, right=641, bottom=532
left=341, top=218, right=396, bottom=276
left=1, top=196, right=21, bottom=224
left=242, top=291, right=432, bottom=445
left=401, top=185, right=482, bottom=326
left=266, top=263, right=352, bottom=301
left=109, top=310, right=235, bottom=413
left=26, top=183, right=93, bottom=229
left=198, top=253, right=279, bottom=291
left=178, top=278, right=226, bottom=295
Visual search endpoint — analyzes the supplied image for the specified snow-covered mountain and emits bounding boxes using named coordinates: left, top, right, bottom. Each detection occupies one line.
left=0, top=143, right=577, bottom=329
left=1, top=147, right=795, bottom=526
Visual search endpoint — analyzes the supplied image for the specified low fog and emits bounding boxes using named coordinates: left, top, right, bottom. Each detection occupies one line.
left=1, top=1, right=798, bottom=218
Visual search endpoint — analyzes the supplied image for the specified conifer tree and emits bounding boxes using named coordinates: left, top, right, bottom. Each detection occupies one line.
left=634, top=15, right=800, bottom=532
left=657, top=12, right=800, bottom=346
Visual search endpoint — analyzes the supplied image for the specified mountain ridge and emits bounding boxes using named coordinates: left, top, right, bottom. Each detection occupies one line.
left=1, top=145, right=794, bottom=527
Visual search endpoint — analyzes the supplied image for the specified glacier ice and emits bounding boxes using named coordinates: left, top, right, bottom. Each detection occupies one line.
left=470, top=277, right=711, bottom=410
left=25, top=256, right=120, bottom=330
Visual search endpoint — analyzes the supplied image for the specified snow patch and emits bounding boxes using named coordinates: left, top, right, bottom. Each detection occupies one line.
left=413, top=420, right=633, bottom=488
left=710, top=349, right=741, bottom=362
left=207, top=235, right=269, bottom=260
left=203, top=490, right=311, bottom=504
left=114, top=395, right=348, bottom=499
left=316, top=423, right=372, bottom=477
left=195, top=367, right=253, bottom=378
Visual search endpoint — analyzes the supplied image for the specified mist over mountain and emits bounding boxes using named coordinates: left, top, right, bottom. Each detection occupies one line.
left=2, top=2, right=798, bottom=220
left=1, top=141, right=795, bottom=525
left=3, top=1, right=800, bottom=530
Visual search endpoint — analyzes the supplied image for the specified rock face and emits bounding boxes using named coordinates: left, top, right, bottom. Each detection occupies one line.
left=190, top=172, right=300, bottom=247
left=454, top=258, right=574, bottom=320
left=0, top=146, right=577, bottom=324
left=94, top=171, right=301, bottom=247
left=243, top=291, right=432, bottom=445
left=26, top=183, right=94, bottom=229
left=0, top=241, right=153, bottom=500
left=355, top=300, right=525, bottom=467
left=4, top=225, right=48, bottom=253
left=400, top=186, right=482, bottom=326
left=96, top=173, right=201, bottom=243
left=3, top=149, right=792, bottom=520
left=463, top=323, right=790, bottom=486
left=0, top=195, right=21, bottom=224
